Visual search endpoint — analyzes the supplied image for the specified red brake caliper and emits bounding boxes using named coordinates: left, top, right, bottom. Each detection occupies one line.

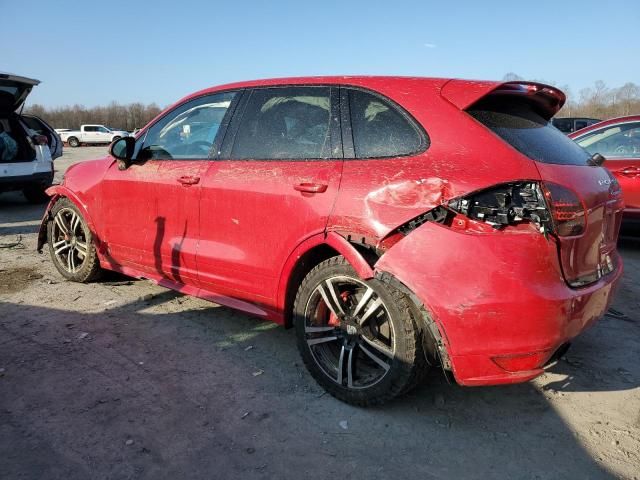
left=327, top=291, right=350, bottom=326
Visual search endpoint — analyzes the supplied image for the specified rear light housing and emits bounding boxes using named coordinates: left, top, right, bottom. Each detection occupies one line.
left=447, top=181, right=587, bottom=238
left=447, top=182, right=552, bottom=232
left=541, top=182, right=587, bottom=237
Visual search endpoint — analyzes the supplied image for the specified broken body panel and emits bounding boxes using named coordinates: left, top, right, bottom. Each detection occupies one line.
left=38, top=76, right=623, bottom=387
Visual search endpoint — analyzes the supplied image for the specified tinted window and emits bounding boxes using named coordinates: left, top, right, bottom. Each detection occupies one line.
left=98, top=126, right=110, bottom=133
left=574, top=120, right=588, bottom=131
left=552, top=118, right=573, bottom=133
left=348, top=89, right=423, bottom=158
left=469, top=98, right=591, bottom=165
left=576, top=122, right=640, bottom=158
left=84, top=126, right=97, bottom=132
left=140, top=92, right=236, bottom=160
left=231, top=87, right=331, bottom=159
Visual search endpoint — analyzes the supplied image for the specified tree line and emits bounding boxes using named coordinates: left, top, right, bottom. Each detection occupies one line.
left=23, top=101, right=163, bottom=131
left=23, top=77, right=640, bottom=130
left=503, top=73, right=640, bottom=120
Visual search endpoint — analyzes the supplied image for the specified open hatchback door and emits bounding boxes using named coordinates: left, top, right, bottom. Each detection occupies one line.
left=0, top=72, right=40, bottom=113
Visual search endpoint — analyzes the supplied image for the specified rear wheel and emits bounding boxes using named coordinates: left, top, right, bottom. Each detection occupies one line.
left=47, top=198, right=102, bottom=282
left=294, top=256, right=428, bottom=406
left=67, top=137, right=79, bottom=147
left=23, top=182, right=50, bottom=204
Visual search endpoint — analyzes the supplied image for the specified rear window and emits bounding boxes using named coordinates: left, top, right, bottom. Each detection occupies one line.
left=468, top=98, right=591, bottom=165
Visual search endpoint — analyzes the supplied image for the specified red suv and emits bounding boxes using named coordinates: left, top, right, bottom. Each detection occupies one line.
left=38, top=77, right=624, bottom=405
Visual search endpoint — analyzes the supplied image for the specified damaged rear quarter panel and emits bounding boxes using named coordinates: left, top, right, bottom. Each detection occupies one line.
left=374, top=220, right=616, bottom=365
left=328, top=78, right=542, bottom=243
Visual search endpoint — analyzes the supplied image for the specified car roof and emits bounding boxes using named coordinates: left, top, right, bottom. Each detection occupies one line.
left=191, top=75, right=451, bottom=93
left=568, top=115, right=640, bottom=138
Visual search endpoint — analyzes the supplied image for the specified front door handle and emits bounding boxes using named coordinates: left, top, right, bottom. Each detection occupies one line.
left=177, top=176, right=200, bottom=186
left=293, top=183, right=328, bottom=194
left=619, top=167, right=640, bottom=177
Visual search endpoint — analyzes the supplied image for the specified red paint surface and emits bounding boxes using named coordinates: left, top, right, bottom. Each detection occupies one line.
left=40, top=76, right=623, bottom=386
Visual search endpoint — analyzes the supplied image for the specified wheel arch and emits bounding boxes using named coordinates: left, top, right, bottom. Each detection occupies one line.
left=37, top=186, right=101, bottom=254
left=278, top=231, right=376, bottom=328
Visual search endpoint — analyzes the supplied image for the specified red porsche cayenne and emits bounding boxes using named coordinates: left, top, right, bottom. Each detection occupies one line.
left=569, top=115, right=640, bottom=226
left=38, top=77, right=624, bottom=405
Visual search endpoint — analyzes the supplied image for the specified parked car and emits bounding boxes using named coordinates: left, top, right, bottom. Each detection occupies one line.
left=570, top=115, right=640, bottom=226
left=552, top=117, right=601, bottom=134
left=1, top=72, right=59, bottom=203
left=38, top=77, right=624, bottom=405
left=59, top=124, right=129, bottom=147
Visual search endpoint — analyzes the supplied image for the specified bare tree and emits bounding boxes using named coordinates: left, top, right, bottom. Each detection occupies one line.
left=24, top=102, right=163, bottom=131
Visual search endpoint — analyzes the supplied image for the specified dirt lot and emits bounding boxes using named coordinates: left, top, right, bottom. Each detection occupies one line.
left=1, top=147, right=639, bottom=479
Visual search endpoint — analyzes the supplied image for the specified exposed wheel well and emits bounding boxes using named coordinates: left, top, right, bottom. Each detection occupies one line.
left=283, top=244, right=339, bottom=328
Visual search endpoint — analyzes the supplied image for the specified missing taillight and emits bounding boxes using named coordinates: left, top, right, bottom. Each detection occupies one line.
left=448, top=182, right=551, bottom=231
left=448, top=181, right=589, bottom=238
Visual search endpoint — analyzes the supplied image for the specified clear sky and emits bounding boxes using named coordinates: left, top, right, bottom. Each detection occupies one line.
left=2, top=0, right=638, bottom=108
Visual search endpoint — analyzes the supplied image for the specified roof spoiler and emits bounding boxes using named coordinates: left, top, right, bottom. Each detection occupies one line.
left=441, top=79, right=566, bottom=120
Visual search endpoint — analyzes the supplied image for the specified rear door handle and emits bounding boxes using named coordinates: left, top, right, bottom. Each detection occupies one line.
left=177, top=176, right=200, bottom=186
left=293, top=183, right=328, bottom=194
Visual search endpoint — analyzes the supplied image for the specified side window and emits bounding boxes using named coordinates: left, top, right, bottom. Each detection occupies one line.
left=98, top=126, right=110, bottom=133
left=552, top=119, right=573, bottom=133
left=576, top=122, right=640, bottom=158
left=231, top=87, right=331, bottom=159
left=574, top=120, right=588, bottom=131
left=84, top=126, right=97, bottom=132
left=139, top=91, right=236, bottom=160
left=348, top=89, right=424, bottom=158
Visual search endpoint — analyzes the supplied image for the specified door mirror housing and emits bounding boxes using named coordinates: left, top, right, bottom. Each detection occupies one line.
left=109, top=136, right=136, bottom=169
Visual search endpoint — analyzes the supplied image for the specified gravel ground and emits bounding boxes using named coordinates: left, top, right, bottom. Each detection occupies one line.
left=1, top=147, right=639, bottom=479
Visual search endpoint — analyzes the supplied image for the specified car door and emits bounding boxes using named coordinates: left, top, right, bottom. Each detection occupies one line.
left=574, top=121, right=640, bottom=214
left=98, top=92, right=238, bottom=279
left=133, top=91, right=239, bottom=284
left=82, top=126, right=99, bottom=142
left=97, top=126, right=113, bottom=143
left=196, top=86, right=343, bottom=305
left=21, top=115, right=62, bottom=159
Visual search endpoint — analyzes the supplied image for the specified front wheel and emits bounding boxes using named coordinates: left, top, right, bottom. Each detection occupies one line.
left=67, top=137, right=80, bottom=147
left=294, top=256, right=428, bottom=406
left=47, top=198, right=102, bottom=282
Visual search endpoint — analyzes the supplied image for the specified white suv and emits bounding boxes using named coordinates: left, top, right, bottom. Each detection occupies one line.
left=1, top=72, right=62, bottom=203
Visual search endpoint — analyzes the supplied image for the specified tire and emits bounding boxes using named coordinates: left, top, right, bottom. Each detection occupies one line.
left=67, top=137, right=79, bottom=147
left=294, top=256, right=428, bottom=406
left=47, top=197, right=102, bottom=283
left=23, top=182, right=50, bottom=204
left=111, top=136, right=121, bottom=143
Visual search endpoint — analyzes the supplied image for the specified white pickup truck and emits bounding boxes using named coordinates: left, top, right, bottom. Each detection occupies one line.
left=59, top=124, right=129, bottom=147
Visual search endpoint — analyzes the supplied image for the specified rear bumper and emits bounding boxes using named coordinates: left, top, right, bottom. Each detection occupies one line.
left=375, top=221, right=622, bottom=386
left=0, top=171, right=53, bottom=191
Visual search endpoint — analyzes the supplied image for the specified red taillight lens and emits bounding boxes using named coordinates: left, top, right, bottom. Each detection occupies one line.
left=542, top=182, right=586, bottom=237
left=33, top=134, right=49, bottom=146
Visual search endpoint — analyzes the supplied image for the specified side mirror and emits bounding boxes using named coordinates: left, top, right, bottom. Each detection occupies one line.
left=587, top=153, right=606, bottom=167
left=109, top=137, right=136, bottom=170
